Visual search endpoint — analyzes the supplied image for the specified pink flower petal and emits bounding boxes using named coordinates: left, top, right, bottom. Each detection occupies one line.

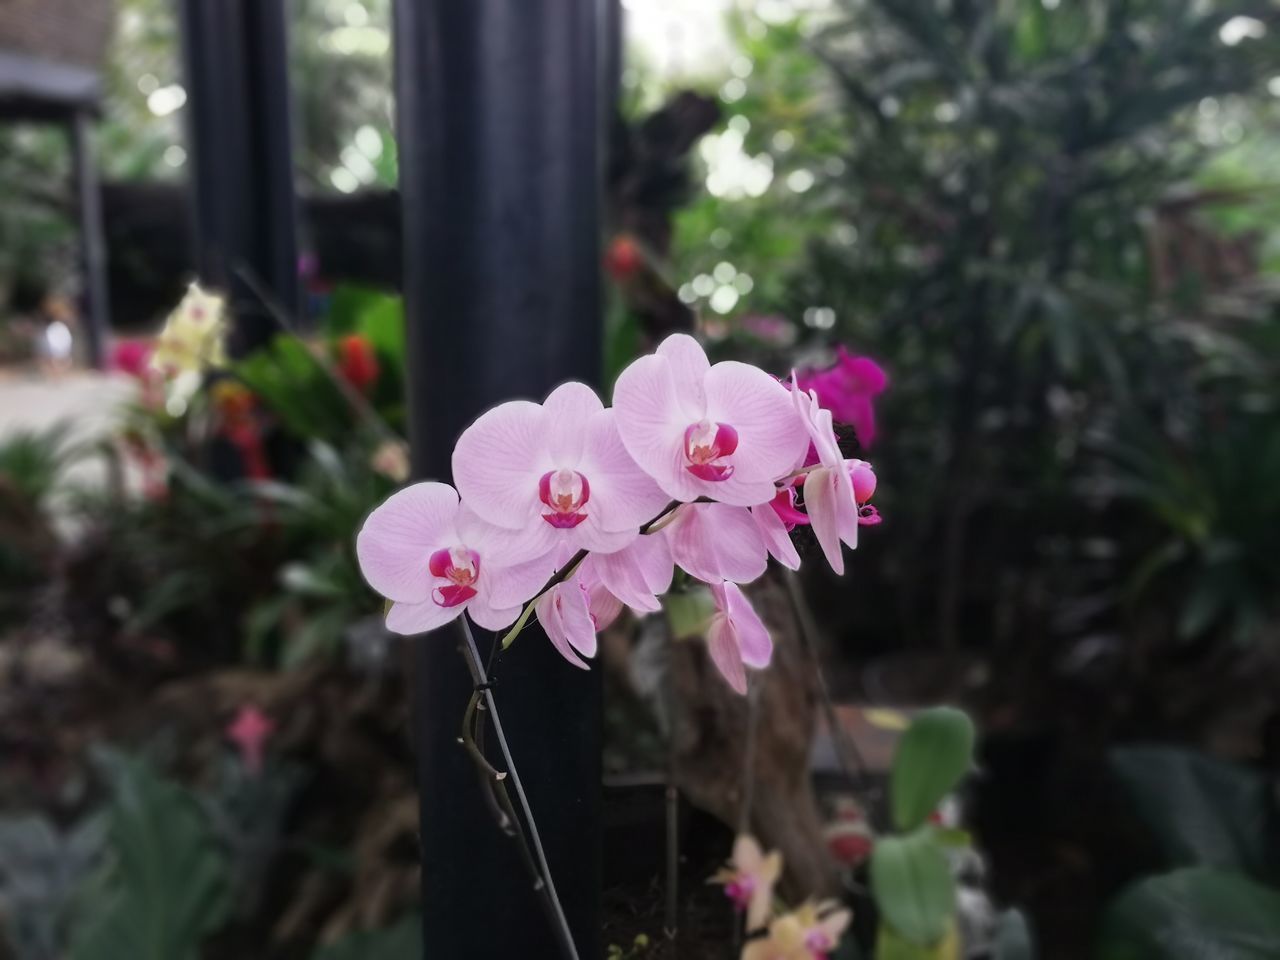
left=542, top=381, right=604, bottom=464
left=535, top=584, right=593, bottom=669
left=577, top=409, right=672, bottom=532
left=667, top=503, right=767, bottom=584
left=452, top=400, right=550, bottom=530
left=722, top=581, right=772, bottom=669
left=590, top=539, right=665, bottom=613
left=466, top=598, right=524, bottom=632
left=613, top=353, right=706, bottom=503
left=802, top=466, right=856, bottom=575
left=481, top=550, right=561, bottom=611
left=703, top=361, right=808, bottom=485
left=356, top=482, right=459, bottom=604
left=385, top=597, right=464, bottom=635
left=750, top=502, right=801, bottom=570
left=706, top=615, right=748, bottom=694
left=656, top=333, right=711, bottom=417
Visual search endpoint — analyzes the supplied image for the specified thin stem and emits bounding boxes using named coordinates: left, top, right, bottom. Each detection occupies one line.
left=782, top=569, right=879, bottom=812
left=459, top=616, right=581, bottom=960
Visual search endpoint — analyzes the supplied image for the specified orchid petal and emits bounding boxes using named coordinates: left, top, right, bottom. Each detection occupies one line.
left=613, top=352, right=705, bottom=503
left=452, top=400, right=549, bottom=530
left=577, top=409, right=672, bottom=532
left=534, top=590, right=591, bottom=670
left=542, top=381, right=604, bottom=464
left=667, top=504, right=767, bottom=584
left=385, top=597, right=463, bottom=635
left=356, top=482, right=458, bottom=604
left=706, top=615, right=748, bottom=694
left=655, top=332, right=711, bottom=417
left=803, top=466, right=847, bottom=575
left=750, top=502, right=801, bottom=570
left=703, top=361, right=808, bottom=483
left=722, top=581, right=772, bottom=669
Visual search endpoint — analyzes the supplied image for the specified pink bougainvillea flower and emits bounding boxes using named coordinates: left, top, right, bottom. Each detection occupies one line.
left=586, top=531, right=674, bottom=614
left=792, top=380, right=859, bottom=575
left=356, top=482, right=550, bottom=634
left=796, top=346, right=887, bottom=449
left=665, top=502, right=768, bottom=585
left=226, top=705, right=274, bottom=776
left=706, top=580, right=772, bottom=694
left=536, top=569, right=624, bottom=670
left=614, top=334, right=808, bottom=507
left=453, top=382, right=671, bottom=560
left=710, top=835, right=783, bottom=931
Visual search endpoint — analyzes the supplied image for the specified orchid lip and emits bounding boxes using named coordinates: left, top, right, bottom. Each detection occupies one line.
left=539, top=468, right=590, bottom=527
left=427, top=546, right=480, bottom=607
left=683, top=420, right=738, bottom=482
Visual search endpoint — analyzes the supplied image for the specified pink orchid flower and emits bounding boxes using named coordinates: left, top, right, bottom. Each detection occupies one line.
left=452, top=382, right=671, bottom=562
left=850, top=460, right=882, bottom=526
left=226, top=705, right=274, bottom=776
left=706, top=580, right=772, bottom=695
left=614, top=334, right=808, bottom=507
left=586, top=531, right=675, bottom=614
left=792, top=380, right=859, bottom=575
left=796, top=347, right=887, bottom=449
left=665, top=502, right=768, bottom=585
left=710, top=835, right=782, bottom=931
left=536, top=570, right=623, bottom=670
left=356, top=482, right=551, bottom=634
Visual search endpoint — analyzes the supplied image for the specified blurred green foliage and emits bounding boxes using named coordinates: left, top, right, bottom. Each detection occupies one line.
left=670, top=0, right=1280, bottom=664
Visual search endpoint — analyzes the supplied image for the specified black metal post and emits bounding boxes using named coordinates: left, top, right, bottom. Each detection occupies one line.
left=176, top=0, right=299, bottom=355
left=394, top=0, right=603, bottom=955
left=68, top=110, right=109, bottom=369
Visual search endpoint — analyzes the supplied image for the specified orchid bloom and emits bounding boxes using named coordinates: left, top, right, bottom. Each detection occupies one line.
left=453, top=382, right=671, bottom=563
left=741, top=903, right=853, bottom=960
left=850, top=460, right=881, bottom=526
left=150, top=282, right=228, bottom=377
left=356, top=482, right=551, bottom=633
left=226, top=705, right=275, bottom=776
left=706, top=580, right=772, bottom=694
left=665, top=502, right=769, bottom=585
left=586, top=532, right=674, bottom=614
left=796, top=347, right=887, bottom=449
left=711, top=835, right=782, bottom=931
left=614, top=334, right=808, bottom=507
left=536, top=570, right=623, bottom=669
left=792, top=380, right=859, bottom=575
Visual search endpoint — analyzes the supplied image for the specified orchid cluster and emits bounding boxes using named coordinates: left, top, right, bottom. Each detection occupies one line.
left=712, top=835, right=851, bottom=960
left=355, top=334, right=880, bottom=693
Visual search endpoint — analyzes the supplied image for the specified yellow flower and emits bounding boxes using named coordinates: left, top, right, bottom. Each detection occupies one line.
left=150, top=282, right=229, bottom=376
left=740, top=902, right=852, bottom=960
left=710, top=835, right=784, bottom=932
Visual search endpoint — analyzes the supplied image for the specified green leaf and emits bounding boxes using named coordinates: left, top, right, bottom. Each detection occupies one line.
left=875, top=918, right=959, bottom=959
left=311, top=914, right=423, bottom=960
left=1098, top=868, right=1280, bottom=960
left=1109, top=746, right=1276, bottom=878
left=72, top=750, right=230, bottom=960
left=992, top=909, right=1035, bottom=960
left=662, top=587, right=716, bottom=640
left=870, top=830, right=956, bottom=947
left=890, top=707, right=976, bottom=831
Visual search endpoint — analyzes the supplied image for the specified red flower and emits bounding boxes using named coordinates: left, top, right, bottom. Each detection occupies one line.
left=338, top=334, right=380, bottom=392
left=603, top=234, right=643, bottom=282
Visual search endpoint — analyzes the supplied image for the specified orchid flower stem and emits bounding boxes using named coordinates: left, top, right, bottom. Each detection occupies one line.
left=782, top=569, right=878, bottom=814
left=459, top=615, right=581, bottom=960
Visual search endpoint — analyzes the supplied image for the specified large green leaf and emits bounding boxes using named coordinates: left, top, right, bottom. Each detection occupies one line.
left=1109, top=746, right=1276, bottom=879
left=870, top=830, right=956, bottom=947
left=71, top=750, right=230, bottom=960
left=1098, top=868, right=1280, bottom=960
left=890, top=708, right=976, bottom=831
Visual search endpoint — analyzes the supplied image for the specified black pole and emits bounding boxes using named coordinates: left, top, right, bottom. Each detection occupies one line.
left=394, top=0, right=603, bottom=955
left=68, top=110, right=110, bottom=369
left=176, top=0, right=299, bottom=355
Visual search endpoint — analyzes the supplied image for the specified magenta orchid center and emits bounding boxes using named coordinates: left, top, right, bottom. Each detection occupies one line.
left=723, top=874, right=755, bottom=911
left=428, top=546, right=481, bottom=607
left=683, top=419, right=739, bottom=482
left=538, top=468, right=591, bottom=528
